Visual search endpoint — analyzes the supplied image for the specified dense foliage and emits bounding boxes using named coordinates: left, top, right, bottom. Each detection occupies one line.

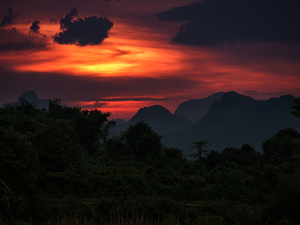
left=0, top=98, right=300, bottom=224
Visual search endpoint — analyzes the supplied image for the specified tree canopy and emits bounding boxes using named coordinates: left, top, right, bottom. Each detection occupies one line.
left=1, top=98, right=300, bottom=224
left=291, top=97, right=300, bottom=118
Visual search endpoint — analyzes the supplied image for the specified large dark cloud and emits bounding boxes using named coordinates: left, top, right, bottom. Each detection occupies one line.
left=54, top=8, right=114, bottom=46
left=59, top=8, right=79, bottom=29
left=0, top=7, right=14, bottom=27
left=156, top=0, right=300, bottom=46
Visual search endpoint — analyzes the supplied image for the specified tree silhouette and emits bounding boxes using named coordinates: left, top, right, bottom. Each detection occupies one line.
left=122, top=121, right=162, bottom=159
left=190, top=140, right=210, bottom=160
left=262, top=128, right=300, bottom=164
left=292, top=97, right=300, bottom=118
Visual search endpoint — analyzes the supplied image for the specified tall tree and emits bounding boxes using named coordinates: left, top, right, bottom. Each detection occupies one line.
left=190, top=140, right=210, bottom=160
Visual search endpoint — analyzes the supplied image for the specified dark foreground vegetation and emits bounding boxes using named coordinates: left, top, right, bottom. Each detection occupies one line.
left=1, top=98, right=300, bottom=224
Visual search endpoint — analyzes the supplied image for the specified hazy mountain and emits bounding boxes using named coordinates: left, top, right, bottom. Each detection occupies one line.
left=111, top=105, right=194, bottom=136
left=2, top=90, right=70, bottom=109
left=113, top=119, right=126, bottom=125
left=162, top=91, right=300, bottom=154
left=2, top=90, right=48, bottom=109
left=174, top=92, right=224, bottom=122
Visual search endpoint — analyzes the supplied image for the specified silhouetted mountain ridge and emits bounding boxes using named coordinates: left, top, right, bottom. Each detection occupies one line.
left=162, top=91, right=300, bottom=154
left=131, top=105, right=172, bottom=122
left=174, top=92, right=224, bottom=122
left=111, top=105, right=195, bottom=136
left=2, top=90, right=70, bottom=109
left=2, top=90, right=48, bottom=109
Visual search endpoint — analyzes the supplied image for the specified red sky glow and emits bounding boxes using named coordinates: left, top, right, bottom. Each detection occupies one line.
left=1, top=0, right=300, bottom=120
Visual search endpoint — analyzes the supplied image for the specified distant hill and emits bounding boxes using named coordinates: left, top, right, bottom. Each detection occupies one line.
left=2, top=90, right=70, bottom=109
left=162, top=91, right=300, bottom=154
left=2, top=90, right=48, bottom=109
left=174, top=92, right=224, bottom=122
left=113, top=119, right=126, bottom=125
left=111, top=105, right=194, bottom=136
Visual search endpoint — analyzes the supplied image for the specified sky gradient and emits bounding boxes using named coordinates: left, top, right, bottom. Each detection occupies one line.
left=1, top=0, right=300, bottom=120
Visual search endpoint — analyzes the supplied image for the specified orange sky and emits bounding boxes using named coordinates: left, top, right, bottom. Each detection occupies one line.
left=1, top=1, right=300, bottom=120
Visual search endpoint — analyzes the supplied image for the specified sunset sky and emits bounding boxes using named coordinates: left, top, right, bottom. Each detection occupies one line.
left=1, top=0, right=300, bottom=120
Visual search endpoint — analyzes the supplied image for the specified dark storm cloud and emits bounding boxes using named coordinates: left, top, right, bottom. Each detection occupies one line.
left=59, top=8, right=79, bottom=29
left=156, top=0, right=300, bottom=46
left=54, top=8, right=114, bottom=46
left=1, top=7, right=14, bottom=27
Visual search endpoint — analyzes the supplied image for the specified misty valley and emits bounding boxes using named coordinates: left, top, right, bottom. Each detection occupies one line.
left=1, top=91, right=300, bottom=225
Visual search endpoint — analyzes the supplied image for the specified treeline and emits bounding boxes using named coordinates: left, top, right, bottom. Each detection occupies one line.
left=0, top=98, right=300, bottom=224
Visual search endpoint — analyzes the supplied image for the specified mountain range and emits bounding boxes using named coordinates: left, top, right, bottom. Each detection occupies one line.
left=110, top=105, right=195, bottom=136
left=163, top=91, right=300, bottom=154
left=113, top=91, right=299, bottom=154
left=174, top=92, right=224, bottom=123
left=3, top=90, right=299, bottom=154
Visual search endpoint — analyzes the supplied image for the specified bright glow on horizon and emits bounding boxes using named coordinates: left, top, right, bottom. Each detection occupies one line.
left=1, top=19, right=300, bottom=120
left=6, top=22, right=185, bottom=78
